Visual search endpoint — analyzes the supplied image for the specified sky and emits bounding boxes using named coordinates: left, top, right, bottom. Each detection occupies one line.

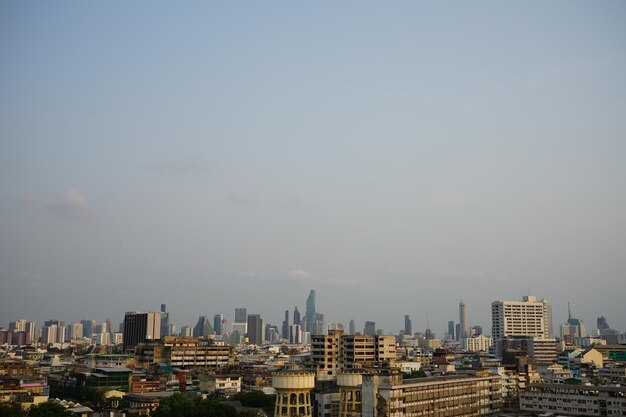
left=1, top=1, right=625, bottom=336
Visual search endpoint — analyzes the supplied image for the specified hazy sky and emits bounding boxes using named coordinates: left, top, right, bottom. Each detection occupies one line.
left=1, top=1, right=625, bottom=336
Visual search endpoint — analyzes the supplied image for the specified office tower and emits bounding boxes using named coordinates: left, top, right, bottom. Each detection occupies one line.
left=364, top=321, right=376, bottom=335
left=455, top=323, right=461, bottom=341
left=282, top=310, right=290, bottom=339
left=181, top=326, right=192, bottom=337
left=315, top=313, right=325, bottom=335
left=448, top=321, right=455, bottom=339
left=81, top=319, right=96, bottom=338
left=214, top=313, right=224, bottom=335
left=235, top=308, right=247, bottom=324
left=289, top=324, right=302, bottom=344
left=306, top=290, right=316, bottom=335
left=193, top=316, right=214, bottom=337
left=160, top=304, right=170, bottom=337
left=231, top=322, right=246, bottom=344
left=565, top=303, right=586, bottom=338
left=597, top=316, right=609, bottom=332
left=459, top=301, right=468, bottom=340
left=294, top=306, right=301, bottom=325
left=247, top=314, right=263, bottom=345
left=349, top=319, right=355, bottom=335
left=472, top=325, right=483, bottom=336
left=404, top=315, right=413, bottom=336
left=123, top=312, right=161, bottom=352
left=168, top=324, right=177, bottom=336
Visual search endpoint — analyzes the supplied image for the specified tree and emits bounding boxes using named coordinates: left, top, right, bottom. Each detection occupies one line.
left=0, top=402, right=24, bottom=417
left=28, top=402, right=73, bottom=417
left=403, top=369, right=427, bottom=378
left=232, top=391, right=275, bottom=409
left=152, top=393, right=242, bottom=417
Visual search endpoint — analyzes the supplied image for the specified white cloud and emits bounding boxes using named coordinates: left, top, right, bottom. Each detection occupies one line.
left=288, top=269, right=314, bottom=282
left=48, top=189, right=89, bottom=217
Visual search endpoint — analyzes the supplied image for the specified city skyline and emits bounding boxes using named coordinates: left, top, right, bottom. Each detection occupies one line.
left=1, top=2, right=625, bottom=334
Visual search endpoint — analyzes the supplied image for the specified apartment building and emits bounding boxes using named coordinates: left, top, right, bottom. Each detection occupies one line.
left=520, top=383, right=626, bottom=416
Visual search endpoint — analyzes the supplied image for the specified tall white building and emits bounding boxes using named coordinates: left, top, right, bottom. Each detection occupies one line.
left=492, top=295, right=553, bottom=339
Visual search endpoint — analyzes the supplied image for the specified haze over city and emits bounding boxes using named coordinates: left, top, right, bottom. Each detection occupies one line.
left=1, top=1, right=625, bottom=334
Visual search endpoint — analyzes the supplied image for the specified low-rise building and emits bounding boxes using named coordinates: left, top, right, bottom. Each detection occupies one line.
left=520, top=382, right=626, bottom=416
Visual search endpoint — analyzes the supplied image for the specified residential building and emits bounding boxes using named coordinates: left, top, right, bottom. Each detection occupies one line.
left=464, top=334, right=493, bottom=352
left=520, top=383, right=626, bottom=416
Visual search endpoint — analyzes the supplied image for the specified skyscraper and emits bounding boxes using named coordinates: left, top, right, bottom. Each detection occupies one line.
left=192, top=316, right=214, bottom=337
left=404, top=315, right=413, bottom=336
left=293, top=307, right=301, bottom=325
left=123, top=311, right=161, bottom=352
left=349, top=319, right=355, bottom=335
left=247, top=314, right=263, bottom=345
left=364, top=321, right=376, bottom=335
left=160, top=304, right=170, bottom=337
left=306, top=290, right=316, bottom=335
left=597, top=316, right=609, bottom=331
left=235, top=308, right=247, bottom=324
left=214, top=313, right=224, bottom=335
left=459, top=301, right=468, bottom=340
left=282, top=310, right=290, bottom=339
left=81, top=319, right=96, bottom=338
left=448, top=321, right=455, bottom=339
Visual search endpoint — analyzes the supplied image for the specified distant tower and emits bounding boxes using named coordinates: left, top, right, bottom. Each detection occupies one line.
left=448, top=321, right=455, bottom=339
left=282, top=310, right=290, bottom=339
left=306, top=290, right=316, bottom=335
left=364, top=321, right=376, bottom=335
left=235, top=308, right=247, bottom=324
left=404, top=315, right=413, bottom=336
left=597, top=316, right=609, bottom=331
left=459, top=301, right=468, bottom=340
left=247, top=314, right=263, bottom=344
left=337, top=370, right=364, bottom=417
left=160, top=304, right=170, bottom=337
left=192, top=316, right=214, bottom=337
left=294, top=307, right=301, bottom=325
left=214, top=313, right=224, bottom=335
left=349, top=319, right=355, bottom=335
left=273, top=365, right=314, bottom=417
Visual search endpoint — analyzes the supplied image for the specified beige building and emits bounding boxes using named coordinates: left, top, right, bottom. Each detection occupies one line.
left=520, top=383, right=626, bottom=416
left=273, top=365, right=315, bottom=417
left=362, top=368, right=503, bottom=417
left=310, top=330, right=396, bottom=380
left=464, top=334, right=493, bottom=353
left=134, top=336, right=234, bottom=369
left=492, top=296, right=552, bottom=340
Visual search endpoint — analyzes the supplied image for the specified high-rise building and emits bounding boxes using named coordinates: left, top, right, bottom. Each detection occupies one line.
left=459, top=301, right=468, bottom=340
left=364, top=321, right=376, bottom=335
left=42, top=324, right=58, bottom=345
left=349, top=319, right=355, bottom=335
left=404, top=315, right=412, bottom=336
left=193, top=316, right=214, bottom=337
left=247, top=314, right=263, bottom=345
left=181, top=326, right=192, bottom=337
left=67, top=322, right=84, bottom=341
left=81, top=319, right=96, bottom=338
left=282, top=310, right=290, bottom=339
left=214, top=313, right=224, bottom=335
left=293, top=307, right=301, bottom=325
left=447, top=321, right=455, bottom=339
left=492, top=295, right=554, bottom=357
left=123, top=312, right=161, bottom=352
left=597, top=316, right=609, bottom=332
left=290, top=324, right=302, bottom=344
left=306, top=290, right=316, bottom=335
left=160, top=304, right=170, bottom=337
left=235, top=308, right=247, bottom=324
